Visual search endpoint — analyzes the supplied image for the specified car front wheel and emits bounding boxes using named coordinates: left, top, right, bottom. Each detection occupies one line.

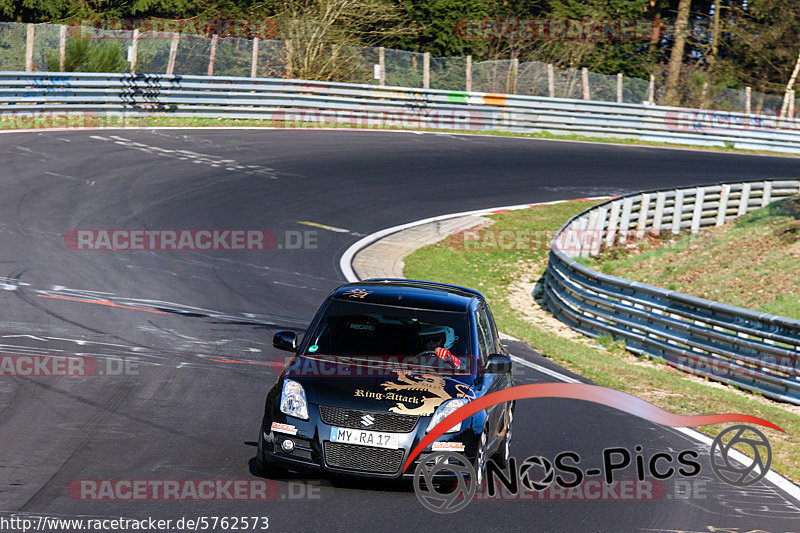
left=475, top=431, right=488, bottom=488
left=491, top=408, right=513, bottom=469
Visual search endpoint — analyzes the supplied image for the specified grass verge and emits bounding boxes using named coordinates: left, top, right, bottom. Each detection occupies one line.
left=402, top=199, right=800, bottom=482
left=1, top=114, right=799, bottom=158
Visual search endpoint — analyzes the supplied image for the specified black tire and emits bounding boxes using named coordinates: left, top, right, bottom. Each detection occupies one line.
left=257, top=453, right=288, bottom=478
left=491, top=407, right=514, bottom=469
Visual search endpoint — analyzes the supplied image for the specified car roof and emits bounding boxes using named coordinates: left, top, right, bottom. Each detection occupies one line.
left=330, top=279, right=485, bottom=312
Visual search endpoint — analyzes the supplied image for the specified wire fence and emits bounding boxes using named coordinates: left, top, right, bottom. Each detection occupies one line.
left=0, top=21, right=792, bottom=115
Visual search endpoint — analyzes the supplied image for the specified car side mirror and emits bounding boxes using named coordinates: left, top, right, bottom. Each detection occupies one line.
left=485, top=353, right=512, bottom=374
left=273, top=331, right=298, bottom=352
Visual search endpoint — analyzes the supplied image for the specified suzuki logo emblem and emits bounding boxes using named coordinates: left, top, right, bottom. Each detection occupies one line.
left=361, top=414, right=375, bottom=427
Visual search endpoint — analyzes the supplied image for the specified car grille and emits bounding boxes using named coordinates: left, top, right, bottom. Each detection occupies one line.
left=323, top=442, right=405, bottom=474
left=319, top=405, right=418, bottom=433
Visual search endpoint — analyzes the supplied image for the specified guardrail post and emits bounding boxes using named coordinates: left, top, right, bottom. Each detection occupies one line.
left=576, top=216, right=590, bottom=257
left=508, top=58, right=519, bottom=94
left=166, top=33, right=179, bottom=75
left=378, top=47, right=385, bottom=86
left=738, top=183, right=751, bottom=216
left=589, top=207, right=608, bottom=256
left=745, top=86, right=752, bottom=114
left=59, top=25, right=67, bottom=72
left=251, top=37, right=259, bottom=77
left=423, top=52, right=430, bottom=89
left=652, top=192, right=666, bottom=235
left=671, top=189, right=685, bottom=234
left=563, top=220, right=580, bottom=258
left=636, top=193, right=651, bottom=239
left=581, top=211, right=599, bottom=258
left=582, top=67, right=590, bottom=100
left=465, top=55, right=472, bottom=92
left=129, top=28, right=139, bottom=73
left=207, top=34, right=218, bottom=76
left=700, top=81, right=709, bottom=109
left=25, top=24, right=34, bottom=72
left=285, top=39, right=293, bottom=78
left=690, top=187, right=705, bottom=233
left=761, top=181, right=773, bottom=207
left=619, top=197, right=634, bottom=243
left=716, top=184, right=731, bottom=226
left=605, top=201, right=621, bottom=247
left=547, top=64, right=554, bottom=97
left=617, top=73, right=623, bottom=103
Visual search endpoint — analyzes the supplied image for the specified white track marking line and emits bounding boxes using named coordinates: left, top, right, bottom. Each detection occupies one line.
left=672, top=426, right=800, bottom=503
left=4, top=126, right=797, bottom=159
left=509, top=354, right=581, bottom=384
left=338, top=197, right=800, bottom=504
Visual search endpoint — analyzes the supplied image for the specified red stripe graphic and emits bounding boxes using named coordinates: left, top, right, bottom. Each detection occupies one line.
left=403, top=383, right=782, bottom=472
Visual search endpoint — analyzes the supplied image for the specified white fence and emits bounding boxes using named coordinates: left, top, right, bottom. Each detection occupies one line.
left=545, top=180, right=800, bottom=404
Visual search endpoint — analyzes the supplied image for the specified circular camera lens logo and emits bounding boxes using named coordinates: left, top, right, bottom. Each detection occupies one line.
left=413, top=452, right=477, bottom=514
left=710, top=425, right=772, bottom=487
left=519, top=456, right=555, bottom=491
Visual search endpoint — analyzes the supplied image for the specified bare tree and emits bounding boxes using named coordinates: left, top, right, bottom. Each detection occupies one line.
left=710, top=0, right=721, bottom=64
left=664, top=0, right=692, bottom=105
left=276, top=0, right=416, bottom=82
left=780, top=49, right=800, bottom=118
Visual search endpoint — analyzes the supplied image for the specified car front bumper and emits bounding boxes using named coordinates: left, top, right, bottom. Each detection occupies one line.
left=260, top=405, right=480, bottom=480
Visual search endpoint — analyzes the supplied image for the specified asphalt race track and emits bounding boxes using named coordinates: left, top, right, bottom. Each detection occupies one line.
left=1, top=128, right=799, bottom=532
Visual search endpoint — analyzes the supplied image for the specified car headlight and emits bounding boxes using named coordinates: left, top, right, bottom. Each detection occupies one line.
left=426, top=398, right=468, bottom=433
left=280, top=379, right=309, bottom=420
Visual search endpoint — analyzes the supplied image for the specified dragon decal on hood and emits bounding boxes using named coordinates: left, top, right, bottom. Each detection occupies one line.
left=380, top=371, right=475, bottom=416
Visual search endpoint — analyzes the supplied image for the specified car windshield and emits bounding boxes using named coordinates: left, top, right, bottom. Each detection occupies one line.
left=303, top=298, right=471, bottom=367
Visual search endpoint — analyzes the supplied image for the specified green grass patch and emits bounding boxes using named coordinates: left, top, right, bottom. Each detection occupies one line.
left=403, top=199, right=800, bottom=482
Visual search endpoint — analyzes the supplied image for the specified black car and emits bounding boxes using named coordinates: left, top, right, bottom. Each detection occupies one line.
left=257, top=278, right=514, bottom=483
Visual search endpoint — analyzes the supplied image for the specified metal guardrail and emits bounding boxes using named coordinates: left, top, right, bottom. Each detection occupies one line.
left=543, top=179, right=800, bottom=404
left=3, top=72, right=800, bottom=155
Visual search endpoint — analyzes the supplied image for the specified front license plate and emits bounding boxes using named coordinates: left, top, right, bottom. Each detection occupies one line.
left=330, top=427, right=402, bottom=449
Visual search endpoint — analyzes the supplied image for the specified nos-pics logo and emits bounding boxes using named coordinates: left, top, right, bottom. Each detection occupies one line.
left=414, top=425, right=772, bottom=514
